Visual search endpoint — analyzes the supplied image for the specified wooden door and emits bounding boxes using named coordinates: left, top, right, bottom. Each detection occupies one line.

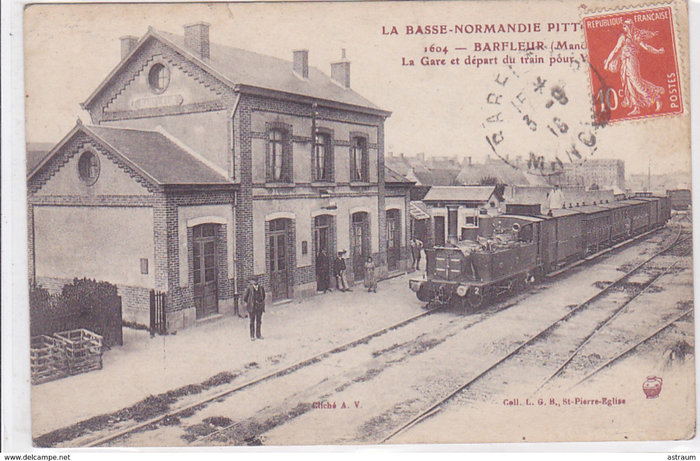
left=193, top=224, right=218, bottom=318
left=315, top=215, right=332, bottom=279
left=352, top=212, right=369, bottom=280
left=387, top=209, right=400, bottom=271
left=269, top=219, right=290, bottom=301
left=314, top=215, right=330, bottom=256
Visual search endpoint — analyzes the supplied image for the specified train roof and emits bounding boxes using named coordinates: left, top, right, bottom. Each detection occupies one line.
left=570, top=204, right=609, bottom=214
left=498, top=214, right=543, bottom=223
left=599, top=201, right=631, bottom=210
left=540, top=208, right=582, bottom=218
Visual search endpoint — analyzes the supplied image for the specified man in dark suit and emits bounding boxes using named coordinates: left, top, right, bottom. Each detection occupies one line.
left=316, top=248, right=331, bottom=293
left=333, top=250, right=350, bottom=292
left=243, top=276, right=266, bottom=341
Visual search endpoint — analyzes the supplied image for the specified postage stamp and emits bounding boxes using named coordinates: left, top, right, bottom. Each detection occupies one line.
left=582, top=5, right=683, bottom=124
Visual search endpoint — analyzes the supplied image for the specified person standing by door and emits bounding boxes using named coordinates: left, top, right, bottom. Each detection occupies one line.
left=334, top=250, right=350, bottom=292
left=316, top=248, right=331, bottom=293
left=243, top=276, right=266, bottom=341
left=411, top=238, right=424, bottom=271
left=364, top=256, right=377, bottom=293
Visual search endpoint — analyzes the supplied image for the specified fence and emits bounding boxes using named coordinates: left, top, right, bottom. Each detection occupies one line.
left=149, top=290, right=167, bottom=336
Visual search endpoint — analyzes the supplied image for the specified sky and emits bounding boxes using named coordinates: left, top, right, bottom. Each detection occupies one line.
left=23, top=1, right=691, bottom=176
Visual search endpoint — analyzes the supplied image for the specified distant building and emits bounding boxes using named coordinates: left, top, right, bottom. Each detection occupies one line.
left=422, top=186, right=503, bottom=245
left=627, top=171, right=691, bottom=195
left=386, top=152, right=461, bottom=187
left=563, top=159, right=625, bottom=190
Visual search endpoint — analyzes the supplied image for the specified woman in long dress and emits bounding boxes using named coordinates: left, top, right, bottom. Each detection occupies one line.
left=364, top=256, right=377, bottom=293
left=604, top=18, right=665, bottom=116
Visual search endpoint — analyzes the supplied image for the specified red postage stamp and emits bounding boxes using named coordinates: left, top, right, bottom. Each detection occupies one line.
left=582, top=6, right=682, bottom=124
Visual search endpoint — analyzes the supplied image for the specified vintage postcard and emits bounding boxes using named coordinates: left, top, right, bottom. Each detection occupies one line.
left=22, top=0, right=693, bottom=448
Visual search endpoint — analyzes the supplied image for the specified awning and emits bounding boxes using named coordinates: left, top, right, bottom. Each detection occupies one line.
left=409, top=201, right=431, bottom=220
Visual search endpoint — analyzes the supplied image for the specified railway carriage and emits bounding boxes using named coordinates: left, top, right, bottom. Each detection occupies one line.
left=541, top=208, right=583, bottom=269
left=637, top=197, right=660, bottom=228
left=600, top=201, right=633, bottom=242
left=574, top=205, right=612, bottom=255
left=668, top=189, right=691, bottom=211
left=658, top=195, right=672, bottom=222
left=620, top=199, right=650, bottom=234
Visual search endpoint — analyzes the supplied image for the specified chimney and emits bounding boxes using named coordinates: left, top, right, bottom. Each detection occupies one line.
left=468, top=156, right=472, bottom=166
left=293, top=49, right=309, bottom=79
left=184, top=22, right=210, bottom=60
left=120, top=36, right=138, bottom=60
left=331, top=49, right=350, bottom=89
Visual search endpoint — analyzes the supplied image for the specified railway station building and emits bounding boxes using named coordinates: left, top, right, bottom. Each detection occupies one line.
left=28, top=22, right=406, bottom=330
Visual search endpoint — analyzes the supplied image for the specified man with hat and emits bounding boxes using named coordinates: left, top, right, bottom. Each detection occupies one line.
left=333, top=250, right=351, bottom=292
left=243, top=275, right=266, bottom=341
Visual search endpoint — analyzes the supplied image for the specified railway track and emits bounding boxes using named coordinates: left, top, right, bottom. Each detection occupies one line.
left=381, top=226, right=688, bottom=443
left=532, top=237, right=692, bottom=394
left=68, top=224, right=677, bottom=447
left=571, top=308, right=693, bottom=389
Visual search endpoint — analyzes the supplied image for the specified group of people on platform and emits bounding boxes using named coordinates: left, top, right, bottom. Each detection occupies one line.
left=315, top=249, right=378, bottom=293
left=238, top=236, right=426, bottom=341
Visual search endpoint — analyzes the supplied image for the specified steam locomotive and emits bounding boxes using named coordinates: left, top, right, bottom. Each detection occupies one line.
left=409, top=196, right=672, bottom=309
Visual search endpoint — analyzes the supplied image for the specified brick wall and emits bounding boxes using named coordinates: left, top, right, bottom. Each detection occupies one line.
left=165, top=189, right=237, bottom=315
left=376, top=121, right=387, bottom=277
left=236, top=92, right=387, bottom=298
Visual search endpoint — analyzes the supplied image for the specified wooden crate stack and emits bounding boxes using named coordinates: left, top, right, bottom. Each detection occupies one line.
left=30, top=335, right=67, bottom=385
left=54, top=329, right=103, bottom=376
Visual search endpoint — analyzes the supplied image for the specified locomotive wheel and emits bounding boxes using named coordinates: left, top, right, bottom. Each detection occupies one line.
left=416, top=284, right=433, bottom=302
left=466, top=287, right=484, bottom=308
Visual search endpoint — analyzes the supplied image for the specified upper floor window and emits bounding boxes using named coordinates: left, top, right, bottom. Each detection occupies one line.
left=78, top=151, right=100, bottom=185
left=268, top=128, right=291, bottom=182
left=313, top=133, right=333, bottom=182
left=350, top=136, right=368, bottom=182
left=148, top=64, right=170, bottom=94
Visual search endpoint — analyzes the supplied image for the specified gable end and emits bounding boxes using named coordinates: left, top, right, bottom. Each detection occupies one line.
left=86, top=37, right=235, bottom=123
left=29, top=131, right=159, bottom=196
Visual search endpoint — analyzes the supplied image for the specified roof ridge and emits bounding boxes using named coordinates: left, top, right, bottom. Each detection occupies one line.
left=88, top=124, right=159, bottom=134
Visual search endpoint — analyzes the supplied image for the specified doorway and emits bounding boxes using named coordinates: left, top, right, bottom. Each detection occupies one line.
left=351, top=212, right=370, bottom=280
left=268, top=218, right=291, bottom=301
left=314, top=214, right=334, bottom=286
left=193, top=224, right=219, bottom=319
